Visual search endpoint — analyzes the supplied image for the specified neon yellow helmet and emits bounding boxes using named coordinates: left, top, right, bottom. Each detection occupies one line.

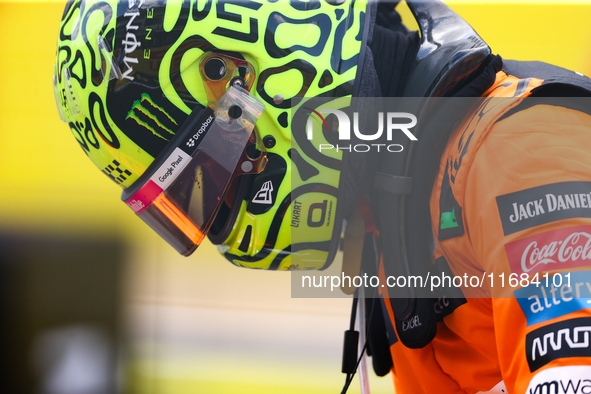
left=53, top=0, right=369, bottom=270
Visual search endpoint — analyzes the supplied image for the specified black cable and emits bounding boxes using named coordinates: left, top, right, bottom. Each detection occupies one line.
left=340, top=341, right=369, bottom=394
left=340, top=281, right=379, bottom=394
left=350, top=292, right=359, bottom=330
left=341, top=231, right=383, bottom=394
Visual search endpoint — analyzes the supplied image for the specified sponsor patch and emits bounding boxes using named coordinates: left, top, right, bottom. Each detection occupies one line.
left=252, top=181, right=274, bottom=204
left=525, top=365, right=591, bottom=393
left=515, top=271, right=591, bottom=327
left=245, top=153, right=286, bottom=216
left=505, top=225, right=591, bottom=276
left=496, top=182, right=591, bottom=236
left=525, top=318, right=591, bottom=372
left=151, top=148, right=191, bottom=190
left=291, top=200, right=302, bottom=228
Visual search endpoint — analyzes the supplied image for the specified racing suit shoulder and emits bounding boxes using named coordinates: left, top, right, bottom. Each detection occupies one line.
left=431, top=72, right=544, bottom=274
left=430, top=69, right=591, bottom=393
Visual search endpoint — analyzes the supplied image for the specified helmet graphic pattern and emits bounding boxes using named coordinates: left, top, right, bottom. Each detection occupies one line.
left=54, top=0, right=368, bottom=270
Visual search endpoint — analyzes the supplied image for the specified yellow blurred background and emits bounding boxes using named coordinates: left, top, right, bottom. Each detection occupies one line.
left=0, top=1, right=590, bottom=393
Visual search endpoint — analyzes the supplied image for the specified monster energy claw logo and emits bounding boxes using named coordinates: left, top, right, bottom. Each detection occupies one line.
left=126, top=93, right=177, bottom=140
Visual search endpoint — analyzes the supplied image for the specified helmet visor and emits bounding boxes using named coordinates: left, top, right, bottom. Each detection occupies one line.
left=122, top=86, right=267, bottom=256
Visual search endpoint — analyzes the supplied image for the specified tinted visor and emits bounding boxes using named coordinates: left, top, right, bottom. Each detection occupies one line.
left=123, top=87, right=267, bottom=256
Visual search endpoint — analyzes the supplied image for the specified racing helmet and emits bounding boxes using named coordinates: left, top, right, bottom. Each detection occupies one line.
left=53, top=0, right=370, bottom=270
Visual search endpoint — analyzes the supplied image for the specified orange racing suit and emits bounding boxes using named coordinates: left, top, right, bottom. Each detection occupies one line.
left=379, top=65, right=591, bottom=393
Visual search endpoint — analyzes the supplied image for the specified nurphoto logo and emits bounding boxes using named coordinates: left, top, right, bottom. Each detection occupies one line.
left=305, top=107, right=418, bottom=153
